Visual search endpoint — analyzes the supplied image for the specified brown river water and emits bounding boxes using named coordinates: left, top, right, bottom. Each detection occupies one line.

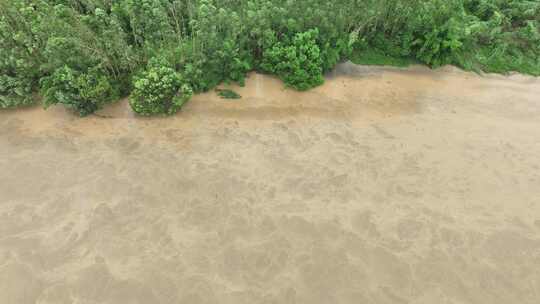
left=1, top=63, right=540, bottom=303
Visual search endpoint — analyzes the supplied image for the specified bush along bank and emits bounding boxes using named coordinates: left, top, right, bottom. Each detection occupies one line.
left=1, top=0, right=539, bottom=116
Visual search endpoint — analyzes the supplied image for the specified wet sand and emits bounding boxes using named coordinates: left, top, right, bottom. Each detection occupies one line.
left=1, top=63, right=540, bottom=303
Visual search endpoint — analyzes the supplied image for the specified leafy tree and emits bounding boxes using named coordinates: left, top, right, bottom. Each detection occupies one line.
left=40, top=66, right=118, bottom=116
left=261, top=29, right=324, bottom=90
left=0, top=0, right=47, bottom=108
left=129, top=57, right=192, bottom=115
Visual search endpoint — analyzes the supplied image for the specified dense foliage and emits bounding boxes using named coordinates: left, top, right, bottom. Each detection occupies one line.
left=1, top=0, right=538, bottom=115
left=261, top=29, right=324, bottom=90
left=130, top=58, right=192, bottom=115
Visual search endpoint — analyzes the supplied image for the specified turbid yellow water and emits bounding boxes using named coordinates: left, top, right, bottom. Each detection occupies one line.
left=1, top=63, right=540, bottom=304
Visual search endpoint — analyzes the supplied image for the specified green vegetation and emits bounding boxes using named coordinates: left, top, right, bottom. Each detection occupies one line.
left=1, top=0, right=538, bottom=115
left=261, top=29, right=325, bottom=90
left=216, top=89, right=241, bottom=99
left=350, top=49, right=416, bottom=67
left=41, top=66, right=119, bottom=116
left=129, top=58, right=192, bottom=115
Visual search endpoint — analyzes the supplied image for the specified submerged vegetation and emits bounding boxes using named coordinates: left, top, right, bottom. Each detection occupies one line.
left=1, top=0, right=539, bottom=115
left=216, top=89, right=241, bottom=99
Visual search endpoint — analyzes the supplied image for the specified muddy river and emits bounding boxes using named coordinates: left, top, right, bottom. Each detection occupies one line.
left=1, top=63, right=540, bottom=303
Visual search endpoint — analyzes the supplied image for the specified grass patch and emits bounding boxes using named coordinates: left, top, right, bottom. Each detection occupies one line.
left=475, top=48, right=540, bottom=76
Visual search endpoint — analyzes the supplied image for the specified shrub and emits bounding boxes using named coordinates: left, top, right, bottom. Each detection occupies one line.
left=411, top=1, right=475, bottom=67
left=186, top=0, right=251, bottom=89
left=261, top=29, right=324, bottom=91
left=0, top=75, right=35, bottom=109
left=129, top=58, right=193, bottom=116
left=0, top=0, right=46, bottom=108
left=40, top=66, right=118, bottom=116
